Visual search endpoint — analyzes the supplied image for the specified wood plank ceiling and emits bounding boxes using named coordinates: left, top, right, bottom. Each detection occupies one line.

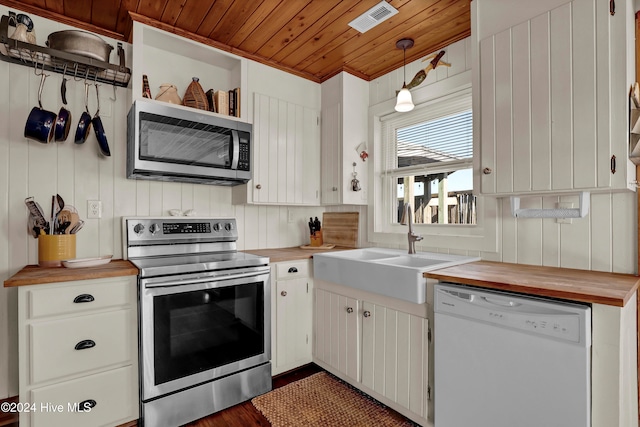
left=0, top=0, right=471, bottom=83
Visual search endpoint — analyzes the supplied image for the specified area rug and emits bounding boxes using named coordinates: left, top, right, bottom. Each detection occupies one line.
left=251, top=372, right=416, bottom=426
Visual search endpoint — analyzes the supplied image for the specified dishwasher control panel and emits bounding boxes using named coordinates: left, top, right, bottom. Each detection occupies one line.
left=434, top=283, right=591, bottom=345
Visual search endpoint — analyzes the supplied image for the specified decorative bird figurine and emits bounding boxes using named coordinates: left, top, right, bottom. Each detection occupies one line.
left=404, top=50, right=451, bottom=91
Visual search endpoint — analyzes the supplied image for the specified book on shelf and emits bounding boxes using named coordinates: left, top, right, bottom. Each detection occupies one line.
left=229, top=89, right=236, bottom=117
left=232, top=87, right=240, bottom=117
left=213, top=90, right=228, bottom=116
left=205, top=89, right=216, bottom=113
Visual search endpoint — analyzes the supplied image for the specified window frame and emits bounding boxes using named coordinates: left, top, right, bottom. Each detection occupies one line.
left=369, top=74, right=498, bottom=253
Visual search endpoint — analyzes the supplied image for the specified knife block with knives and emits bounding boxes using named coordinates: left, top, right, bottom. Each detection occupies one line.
left=309, top=216, right=323, bottom=247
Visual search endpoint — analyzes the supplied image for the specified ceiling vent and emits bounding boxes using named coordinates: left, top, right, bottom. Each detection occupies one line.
left=348, top=1, right=399, bottom=33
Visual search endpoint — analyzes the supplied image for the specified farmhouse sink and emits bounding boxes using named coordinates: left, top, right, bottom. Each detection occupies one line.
left=313, top=248, right=480, bottom=304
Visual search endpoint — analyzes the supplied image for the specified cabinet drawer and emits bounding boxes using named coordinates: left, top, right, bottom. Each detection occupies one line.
left=27, top=277, right=135, bottom=319
left=29, top=365, right=137, bottom=427
left=30, top=309, right=133, bottom=385
left=275, top=260, right=310, bottom=280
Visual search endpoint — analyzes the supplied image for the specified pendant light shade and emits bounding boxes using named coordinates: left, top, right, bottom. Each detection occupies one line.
left=395, top=84, right=414, bottom=112
left=395, top=38, right=415, bottom=113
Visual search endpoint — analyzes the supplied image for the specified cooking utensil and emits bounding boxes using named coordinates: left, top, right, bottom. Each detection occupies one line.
left=46, top=30, right=114, bottom=62
left=24, top=197, right=48, bottom=229
left=24, top=71, right=57, bottom=144
left=92, top=84, right=111, bottom=157
left=75, top=83, right=92, bottom=144
left=61, top=65, right=68, bottom=105
left=69, top=220, right=84, bottom=234
left=53, top=194, right=64, bottom=234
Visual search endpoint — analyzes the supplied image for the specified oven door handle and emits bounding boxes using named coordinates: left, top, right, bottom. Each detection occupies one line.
left=144, top=269, right=267, bottom=288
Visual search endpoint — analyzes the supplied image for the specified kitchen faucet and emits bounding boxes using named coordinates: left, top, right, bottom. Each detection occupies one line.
left=400, top=202, right=423, bottom=254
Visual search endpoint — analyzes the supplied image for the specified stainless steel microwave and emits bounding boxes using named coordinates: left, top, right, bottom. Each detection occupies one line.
left=127, top=99, right=251, bottom=186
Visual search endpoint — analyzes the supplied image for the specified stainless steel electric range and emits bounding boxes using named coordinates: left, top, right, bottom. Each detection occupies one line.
left=123, top=217, right=271, bottom=427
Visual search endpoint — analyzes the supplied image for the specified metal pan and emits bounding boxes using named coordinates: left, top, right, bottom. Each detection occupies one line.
left=46, top=30, right=113, bottom=62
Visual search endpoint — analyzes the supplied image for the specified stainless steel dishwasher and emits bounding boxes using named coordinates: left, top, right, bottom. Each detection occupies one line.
left=434, top=283, right=591, bottom=427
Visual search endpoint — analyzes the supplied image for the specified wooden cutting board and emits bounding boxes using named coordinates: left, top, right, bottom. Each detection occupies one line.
left=321, top=212, right=359, bottom=248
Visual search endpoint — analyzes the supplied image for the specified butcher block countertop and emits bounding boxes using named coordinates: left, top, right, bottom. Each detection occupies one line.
left=4, top=259, right=138, bottom=287
left=424, top=260, right=640, bottom=307
left=243, top=246, right=351, bottom=263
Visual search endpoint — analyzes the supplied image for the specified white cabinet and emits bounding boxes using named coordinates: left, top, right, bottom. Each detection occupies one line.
left=320, top=72, right=369, bottom=205
left=17, top=276, right=138, bottom=427
left=233, top=93, right=320, bottom=205
left=131, top=20, right=248, bottom=121
left=271, top=260, right=314, bottom=375
left=474, top=0, right=635, bottom=195
left=314, top=286, right=430, bottom=425
left=313, top=288, right=360, bottom=383
left=361, top=301, right=430, bottom=419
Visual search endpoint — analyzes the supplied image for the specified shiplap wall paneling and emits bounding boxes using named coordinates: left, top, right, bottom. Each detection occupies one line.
left=497, top=193, right=636, bottom=274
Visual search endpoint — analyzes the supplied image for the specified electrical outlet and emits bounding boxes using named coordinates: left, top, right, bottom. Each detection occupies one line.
left=288, top=208, right=294, bottom=223
left=87, top=200, right=102, bottom=219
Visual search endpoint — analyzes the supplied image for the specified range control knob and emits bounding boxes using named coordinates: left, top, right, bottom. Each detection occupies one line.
left=224, top=222, right=235, bottom=231
left=212, top=223, right=221, bottom=232
left=133, top=223, right=145, bottom=235
left=149, top=223, right=161, bottom=235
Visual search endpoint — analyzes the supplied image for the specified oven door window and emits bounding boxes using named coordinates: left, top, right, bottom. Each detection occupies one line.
left=139, top=112, right=232, bottom=169
left=153, top=281, right=264, bottom=385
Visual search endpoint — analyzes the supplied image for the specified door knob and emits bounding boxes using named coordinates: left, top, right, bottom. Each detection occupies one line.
left=346, top=307, right=353, bottom=313
left=363, top=310, right=371, bottom=318
left=281, top=291, right=287, bottom=297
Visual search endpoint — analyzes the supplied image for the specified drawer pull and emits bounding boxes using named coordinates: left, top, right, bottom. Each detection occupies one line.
left=74, top=339, right=96, bottom=350
left=73, top=294, right=95, bottom=303
left=78, top=399, right=97, bottom=410
left=287, top=267, right=298, bottom=273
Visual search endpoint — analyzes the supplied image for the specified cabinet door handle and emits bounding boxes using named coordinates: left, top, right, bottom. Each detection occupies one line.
left=611, top=155, right=616, bottom=174
left=74, top=339, right=96, bottom=350
left=256, top=184, right=262, bottom=189
left=346, top=307, right=353, bottom=314
left=287, top=267, right=298, bottom=273
left=78, top=399, right=97, bottom=410
left=281, top=291, right=287, bottom=297
left=73, top=294, right=94, bottom=303
left=363, top=310, right=371, bottom=318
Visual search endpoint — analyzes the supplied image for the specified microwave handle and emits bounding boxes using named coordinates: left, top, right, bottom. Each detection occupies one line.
left=231, top=130, right=240, bottom=170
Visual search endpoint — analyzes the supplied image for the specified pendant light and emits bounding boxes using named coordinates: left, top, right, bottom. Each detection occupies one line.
left=395, top=38, right=415, bottom=112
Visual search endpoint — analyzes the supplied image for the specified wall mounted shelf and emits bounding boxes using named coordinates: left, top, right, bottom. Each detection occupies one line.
left=510, top=192, right=590, bottom=219
left=0, top=14, right=131, bottom=87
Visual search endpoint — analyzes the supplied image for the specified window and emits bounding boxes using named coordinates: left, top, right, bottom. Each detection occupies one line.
left=381, top=93, right=475, bottom=225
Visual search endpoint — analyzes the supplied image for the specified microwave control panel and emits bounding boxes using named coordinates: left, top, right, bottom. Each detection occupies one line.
left=237, top=135, right=250, bottom=171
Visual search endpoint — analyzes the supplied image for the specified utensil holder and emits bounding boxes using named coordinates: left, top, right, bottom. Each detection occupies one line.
left=38, top=234, right=76, bottom=267
left=310, top=230, right=323, bottom=247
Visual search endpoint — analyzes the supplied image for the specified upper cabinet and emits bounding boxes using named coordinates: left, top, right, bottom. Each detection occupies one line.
left=473, top=0, right=636, bottom=195
left=232, top=93, right=320, bottom=205
left=321, top=72, right=369, bottom=205
left=131, top=20, right=247, bottom=122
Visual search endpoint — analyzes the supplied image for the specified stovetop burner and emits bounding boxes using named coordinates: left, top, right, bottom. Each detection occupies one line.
left=123, top=217, right=268, bottom=277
